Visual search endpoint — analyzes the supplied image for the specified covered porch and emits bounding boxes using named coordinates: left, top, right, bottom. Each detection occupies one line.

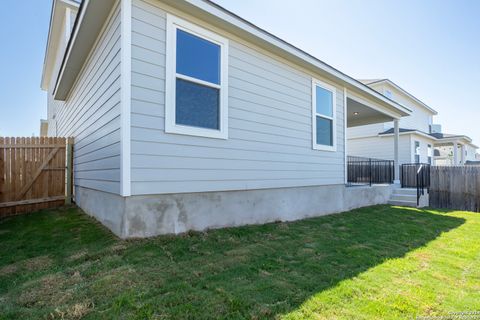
left=345, top=89, right=410, bottom=185
left=432, top=134, right=474, bottom=166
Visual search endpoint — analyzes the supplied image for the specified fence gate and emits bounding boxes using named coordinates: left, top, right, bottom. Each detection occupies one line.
left=0, top=137, right=73, bottom=218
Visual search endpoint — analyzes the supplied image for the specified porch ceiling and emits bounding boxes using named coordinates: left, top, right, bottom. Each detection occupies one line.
left=347, top=97, right=395, bottom=128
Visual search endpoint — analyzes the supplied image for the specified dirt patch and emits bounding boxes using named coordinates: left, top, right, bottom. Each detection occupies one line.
left=109, top=243, right=127, bottom=253
left=413, top=251, right=432, bottom=269
left=349, top=243, right=371, bottom=250
left=17, top=270, right=84, bottom=308
left=224, top=248, right=251, bottom=256
left=277, top=222, right=290, bottom=230
left=18, top=274, right=68, bottom=307
left=90, top=266, right=137, bottom=297
left=24, top=255, right=53, bottom=272
left=48, top=300, right=94, bottom=320
left=67, top=250, right=88, bottom=262
left=0, top=263, right=18, bottom=276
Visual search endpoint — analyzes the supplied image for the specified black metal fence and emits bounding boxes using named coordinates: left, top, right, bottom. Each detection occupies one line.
left=347, top=156, right=395, bottom=186
left=400, top=163, right=431, bottom=189
left=401, top=163, right=431, bottom=206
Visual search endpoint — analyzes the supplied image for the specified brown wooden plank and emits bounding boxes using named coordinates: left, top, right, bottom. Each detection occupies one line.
left=41, top=137, right=48, bottom=199
left=23, top=137, right=30, bottom=201
left=32, top=137, right=40, bottom=201
left=10, top=138, right=17, bottom=203
left=19, top=137, right=25, bottom=203
left=48, top=137, right=54, bottom=199
left=0, top=144, right=67, bottom=148
left=4, top=138, right=11, bottom=208
left=0, top=137, right=4, bottom=203
left=16, top=147, right=60, bottom=201
left=0, top=196, right=66, bottom=208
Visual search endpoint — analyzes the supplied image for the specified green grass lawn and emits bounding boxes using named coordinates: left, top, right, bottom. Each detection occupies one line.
left=0, top=205, right=479, bottom=319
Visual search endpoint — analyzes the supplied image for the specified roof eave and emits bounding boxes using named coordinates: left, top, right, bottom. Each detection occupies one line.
left=379, top=130, right=437, bottom=141
left=53, top=0, right=411, bottom=117
left=53, top=0, right=117, bottom=100
left=41, top=0, right=80, bottom=91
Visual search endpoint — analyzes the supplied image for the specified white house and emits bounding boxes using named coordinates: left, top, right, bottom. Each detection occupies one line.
left=432, top=134, right=478, bottom=166
left=348, top=79, right=478, bottom=167
left=41, top=0, right=410, bottom=237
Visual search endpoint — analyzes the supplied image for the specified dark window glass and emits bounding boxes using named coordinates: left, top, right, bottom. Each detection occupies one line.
left=316, top=86, right=333, bottom=117
left=176, top=78, right=219, bottom=129
left=176, top=29, right=221, bottom=85
left=316, top=116, right=333, bottom=146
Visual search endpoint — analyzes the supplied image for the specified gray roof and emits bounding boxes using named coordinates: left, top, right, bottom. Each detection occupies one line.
left=379, top=128, right=474, bottom=144
left=429, top=132, right=464, bottom=139
left=379, top=128, right=420, bottom=135
left=466, top=161, right=480, bottom=166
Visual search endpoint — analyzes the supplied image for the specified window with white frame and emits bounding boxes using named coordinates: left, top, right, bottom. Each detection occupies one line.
left=312, top=79, right=336, bottom=151
left=415, top=141, right=420, bottom=163
left=165, top=15, right=229, bottom=139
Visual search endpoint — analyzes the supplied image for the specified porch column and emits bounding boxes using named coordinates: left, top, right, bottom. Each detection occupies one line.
left=453, top=142, right=458, bottom=165
left=394, top=119, right=400, bottom=183
left=461, top=144, right=466, bottom=165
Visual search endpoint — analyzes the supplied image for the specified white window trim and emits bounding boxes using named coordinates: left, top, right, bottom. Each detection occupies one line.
left=414, top=140, right=421, bottom=163
left=312, top=78, right=337, bottom=152
left=165, top=14, right=229, bottom=140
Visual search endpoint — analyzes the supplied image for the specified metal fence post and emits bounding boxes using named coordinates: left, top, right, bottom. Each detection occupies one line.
left=369, top=158, right=372, bottom=186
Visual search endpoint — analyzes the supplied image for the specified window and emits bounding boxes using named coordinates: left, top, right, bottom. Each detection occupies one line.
left=312, top=79, right=336, bottom=151
left=385, top=89, right=393, bottom=99
left=427, top=144, right=432, bottom=165
left=165, top=15, right=229, bottom=139
left=415, top=141, right=420, bottom=163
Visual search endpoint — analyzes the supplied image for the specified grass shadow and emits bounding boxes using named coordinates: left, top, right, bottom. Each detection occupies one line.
left=0, top=205, right=466, bottom=319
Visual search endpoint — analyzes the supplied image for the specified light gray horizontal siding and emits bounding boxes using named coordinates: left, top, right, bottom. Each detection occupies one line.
left=130, top=0, right=346, bottom=195
left=52, top=4, right=121, bottom=195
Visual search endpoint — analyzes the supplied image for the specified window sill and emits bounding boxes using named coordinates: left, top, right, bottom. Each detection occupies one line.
left=165, top=124, right=228, bottom=140
left=313, top=144, right=337, bottom=152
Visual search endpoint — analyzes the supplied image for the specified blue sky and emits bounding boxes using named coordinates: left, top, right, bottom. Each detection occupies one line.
left=0, top=0, right=479, bottom=142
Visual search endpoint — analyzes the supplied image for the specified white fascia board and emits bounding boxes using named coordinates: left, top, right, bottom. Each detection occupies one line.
left=41, top=0, right=80, bottom=91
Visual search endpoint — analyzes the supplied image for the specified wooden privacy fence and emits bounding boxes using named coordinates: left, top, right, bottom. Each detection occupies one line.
left=0, top=137, right=73, bottom=218
left=430, top=166, right=480, bottom=212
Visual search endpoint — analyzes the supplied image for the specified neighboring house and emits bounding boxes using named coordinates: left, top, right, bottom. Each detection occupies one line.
left=433, top=136, right=478, bottom=166
left=348, top=79, right=478, bottom=167
left=41, top=0, right=410, bottom=238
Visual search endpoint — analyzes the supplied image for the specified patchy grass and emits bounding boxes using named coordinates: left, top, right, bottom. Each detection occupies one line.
left=0, top=205, right=479, bottom=319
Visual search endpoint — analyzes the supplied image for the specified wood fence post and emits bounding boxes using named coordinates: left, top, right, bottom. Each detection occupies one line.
left=65, top=138, right=73, bottom=205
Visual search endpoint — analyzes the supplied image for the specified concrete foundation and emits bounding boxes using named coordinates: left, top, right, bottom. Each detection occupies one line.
left=75, top=184, right=394, bottom=238
left=418, top=192, right=429, bottom=208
